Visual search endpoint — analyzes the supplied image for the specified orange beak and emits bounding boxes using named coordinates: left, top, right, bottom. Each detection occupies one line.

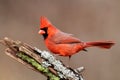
left=38, top=30, right=45, bottom=35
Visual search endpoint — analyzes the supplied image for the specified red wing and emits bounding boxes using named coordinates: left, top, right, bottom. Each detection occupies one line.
left=52, top=31, right=82, bottom=44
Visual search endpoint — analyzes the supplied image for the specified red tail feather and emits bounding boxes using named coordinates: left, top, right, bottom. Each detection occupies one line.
left=85, top=41, right=115, bottom=49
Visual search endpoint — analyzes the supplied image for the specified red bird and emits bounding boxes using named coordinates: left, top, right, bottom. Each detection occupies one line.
left=38, top=16, right=115, bottom=58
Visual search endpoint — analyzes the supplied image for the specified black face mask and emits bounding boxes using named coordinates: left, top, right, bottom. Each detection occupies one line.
left=40, top=27, right=48, bottom=39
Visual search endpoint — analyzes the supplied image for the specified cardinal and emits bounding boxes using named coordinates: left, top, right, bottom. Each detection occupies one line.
left=38, top=16, right=115, bottom=58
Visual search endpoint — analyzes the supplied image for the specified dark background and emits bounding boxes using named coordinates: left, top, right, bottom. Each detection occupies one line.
left=0, top=0, right=119, bottom=80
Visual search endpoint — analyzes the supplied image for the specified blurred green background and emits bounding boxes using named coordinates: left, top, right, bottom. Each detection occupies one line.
left=0, top=0, right=119, bottom=80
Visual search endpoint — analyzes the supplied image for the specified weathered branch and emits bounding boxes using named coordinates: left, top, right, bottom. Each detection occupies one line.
left=0, top=37, right=84, bottom=80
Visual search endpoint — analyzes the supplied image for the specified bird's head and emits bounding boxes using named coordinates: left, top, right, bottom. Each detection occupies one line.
left=38, top=16, right=58, bottom=39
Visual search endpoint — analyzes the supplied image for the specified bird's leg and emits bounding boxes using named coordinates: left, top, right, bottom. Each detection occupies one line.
left=66, top=56, right=71, bottom=67
left=69, top=55, right=71, bottom=60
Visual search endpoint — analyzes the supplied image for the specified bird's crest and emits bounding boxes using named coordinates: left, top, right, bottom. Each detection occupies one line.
left=40, top=16, right=51, bottom=29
